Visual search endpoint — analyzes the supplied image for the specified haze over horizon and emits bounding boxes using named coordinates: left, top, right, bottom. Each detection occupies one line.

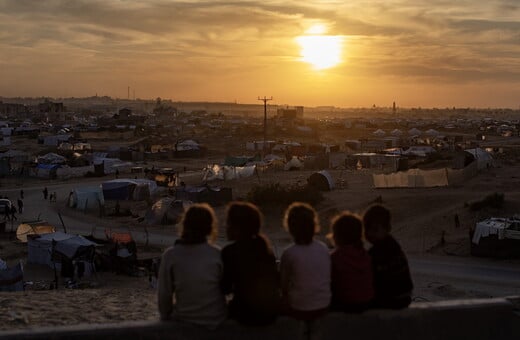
left=1, top=0, right=520, bottom=108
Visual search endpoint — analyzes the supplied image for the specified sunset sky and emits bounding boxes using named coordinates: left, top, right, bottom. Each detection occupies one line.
left=1, top=0, right=519, bottom=108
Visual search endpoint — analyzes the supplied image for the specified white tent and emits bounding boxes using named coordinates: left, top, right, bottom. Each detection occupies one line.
left=284, top=156, right=304, bottom=170
left=391, top=129, right=403, bottom=136
left=70, top=186, right=105, bottom=211
left=372, top=129, right=386, bottom=137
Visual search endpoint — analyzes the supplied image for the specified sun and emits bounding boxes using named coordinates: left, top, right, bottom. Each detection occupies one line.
left=296, top=24, right=343, bottom=70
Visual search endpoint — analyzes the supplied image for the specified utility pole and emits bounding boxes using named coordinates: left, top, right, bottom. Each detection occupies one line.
left=258, top=96, right=273, bottom=159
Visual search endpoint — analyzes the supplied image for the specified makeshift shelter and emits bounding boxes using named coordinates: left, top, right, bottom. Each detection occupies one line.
left=176, top=186, right=232, bottom=206
left=372, top=129, right=386, bottom=137
left=145, top=198, right=191, bottom=225
left=27, top=232, right=97, bottom=274
left=391, top=129, right=403, bottom=136
left=16, top=221, right=55, bottom=243
left=464, top=148, right=493, bottom=170
left=0, top=262, right=23, bottom=292
left=70, top=187, right=105, bottom=211
left=203, top=164, right=256, bottom=181
left=307, top=170, right=335, bottom=191
left=284, top=156, right=304, bottom=171
left=471, top=217, right=520, bottom=258
left=408, top=128, right=422, bottom=136
left=102, top=179, right=157, bottom=201
left=37, top=152, right=67, bottom=164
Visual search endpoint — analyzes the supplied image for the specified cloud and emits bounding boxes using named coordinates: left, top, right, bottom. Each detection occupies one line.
left=0, top=0, right=519, bottom=105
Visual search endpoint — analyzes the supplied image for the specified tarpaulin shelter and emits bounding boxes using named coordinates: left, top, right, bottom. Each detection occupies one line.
left=0, top=262, right=23, bottom=292
left=284, top=156, right=304, bottom=171
left=16, top=221, right=55, bottom=243
left=102, top=179, right=157, bottom=201
left=308, top=170, right=335, bottom=191
left=145, top=198, right=191, bottom=225
left=70, top=186, right=105, bottom=211
left=27, top=232, right=97, bottom=271
left=176, top=186, right=232, bottom=206
left=464, top=148, right=493, bottom=170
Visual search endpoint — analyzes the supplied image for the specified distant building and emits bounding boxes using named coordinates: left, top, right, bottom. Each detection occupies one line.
left=276, top=106, right=304, bottom=119
left=118, top=108, right=132, bottom=118
left=38, top=100, right=64, bottom=113
left=0, top=101, right=27, bottom=115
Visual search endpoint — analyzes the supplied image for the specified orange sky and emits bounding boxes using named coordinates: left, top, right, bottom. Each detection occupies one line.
left=1, top=1, right=520, bottom=108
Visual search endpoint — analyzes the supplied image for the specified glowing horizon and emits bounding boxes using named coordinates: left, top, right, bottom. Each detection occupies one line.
left=1, top=1, right=519, bottom=108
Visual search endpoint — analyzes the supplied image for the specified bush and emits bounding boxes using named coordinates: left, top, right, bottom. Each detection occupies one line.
left=469, top=192, right=505, bottom=211
left=247, top=182, right=324, bottom=208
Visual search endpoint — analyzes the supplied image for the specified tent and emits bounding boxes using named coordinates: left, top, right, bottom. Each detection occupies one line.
left=464, top=148, right=493, bottom=170
left=176, top=186, right=232, bottom=206
left=0, top=262, right=23, bottom=292
left=308, top=170, right=335, bottom=191
left=145, top=198, right=191, bottom=225
left=16, top=221, right=55, bottom=243
left=70, top=186, right=105, bottom=211
left=27, top=232, right=97, bottom=273
left=102, top=179, right=157, bottom=201
left=391, top=129, right=403, bottom=136
left=284, top=156, right=304, bottom=171
left=372, top=129, right=386, bottom=137
left=408, top=128, right=422, bottom=136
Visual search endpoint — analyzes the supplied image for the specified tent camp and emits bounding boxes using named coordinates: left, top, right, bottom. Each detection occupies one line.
left=102, top=179, right=157, bottom=201
left=27, top=232, right=97, bottom=273
left=308, top=170, right=335, bottom=191
left=70, top=186, right=105, bottom=211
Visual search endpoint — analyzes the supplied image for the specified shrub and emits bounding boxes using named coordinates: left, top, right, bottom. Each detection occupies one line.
left=469, top=192, right=505, bottom=211
left=247, top=182, right=324, bottom=208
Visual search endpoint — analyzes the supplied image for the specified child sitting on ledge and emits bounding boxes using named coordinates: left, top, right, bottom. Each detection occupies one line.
left=363, top=204, right=413, bottom=309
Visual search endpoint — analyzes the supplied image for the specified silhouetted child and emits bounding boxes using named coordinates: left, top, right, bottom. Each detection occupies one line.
left=280, top=202, right=330, bottom=321
left=157, top=203, right=226, bottom=329
left=222, top=201, right=280, bottom=326
left=363, top=205, right=413, bottom=309
left=329, top=212, right=374, bottom=312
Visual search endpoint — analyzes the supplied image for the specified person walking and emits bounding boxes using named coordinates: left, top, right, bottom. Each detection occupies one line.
left=17, top=198, right=23, bottom=214
left=43, top=187, right=48, bottom=200
left=20, top=189, right=24, bottom=199
left=10, top=205, right=17, bottom=221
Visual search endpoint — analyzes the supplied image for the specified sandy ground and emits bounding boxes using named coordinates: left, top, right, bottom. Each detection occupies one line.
left=1, top=161, right=520, bottom=331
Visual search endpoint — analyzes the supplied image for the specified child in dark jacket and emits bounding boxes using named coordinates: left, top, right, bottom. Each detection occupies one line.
left=329, top=212, right=374, bottom=312
left=363, top=204, right=413, bottom=309
left=221, top=202, right=280, bottom=326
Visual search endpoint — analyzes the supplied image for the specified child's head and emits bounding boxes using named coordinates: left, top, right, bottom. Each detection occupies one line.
left=329, top=212, right=363, bottom=247
left=363, top=204, right=391, bottom=244
left=226, top=201, right=262, bottom=241
left=180, top=203, right=217, bottom=244
left=283, top=202, right=319, bottom=245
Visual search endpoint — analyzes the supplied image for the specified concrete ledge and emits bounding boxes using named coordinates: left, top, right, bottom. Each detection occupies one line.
left=1, top=297, right=519, bottom=340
